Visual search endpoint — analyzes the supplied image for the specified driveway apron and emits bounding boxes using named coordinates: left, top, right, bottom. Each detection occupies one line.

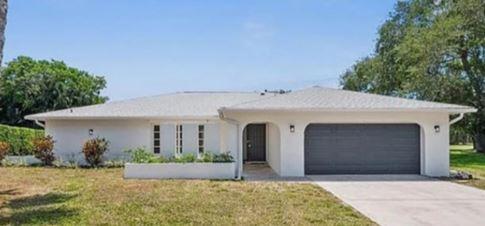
left=310, top=175, right=485, bottom=226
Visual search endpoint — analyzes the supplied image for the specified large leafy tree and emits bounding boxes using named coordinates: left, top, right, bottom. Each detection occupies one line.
left=0, top=0, right=7, bottom=65
left=341, top=0, right=485, bottom=151
left=0, top=56, right=108, bottom=127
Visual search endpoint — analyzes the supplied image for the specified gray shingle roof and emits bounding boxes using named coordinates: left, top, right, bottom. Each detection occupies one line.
left=223, top=86, right=475, bottom=113
left=25, top=86, right=475, bottom=121
left=25, top=92, right=268, bottom=120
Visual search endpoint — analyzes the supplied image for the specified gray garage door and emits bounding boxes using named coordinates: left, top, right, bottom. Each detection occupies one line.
left=305, top=124, right=420, bottom=174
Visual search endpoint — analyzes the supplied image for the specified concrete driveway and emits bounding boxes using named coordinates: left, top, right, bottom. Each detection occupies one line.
left=310, top=175, right=485, bottom=226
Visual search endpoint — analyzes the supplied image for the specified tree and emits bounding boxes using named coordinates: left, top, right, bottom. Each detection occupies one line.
left=340, top=0, right=485, bottom=151
left=0, top=56, right=108, bottom=127
left=0, top=0, right=7, bottom=65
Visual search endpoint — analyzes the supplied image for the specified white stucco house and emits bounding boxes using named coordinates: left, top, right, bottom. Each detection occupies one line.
left=25, top=86, right=475, bottom=178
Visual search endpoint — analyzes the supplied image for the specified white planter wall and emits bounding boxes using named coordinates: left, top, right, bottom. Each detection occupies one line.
left=124, top=162, right=236, bottom=179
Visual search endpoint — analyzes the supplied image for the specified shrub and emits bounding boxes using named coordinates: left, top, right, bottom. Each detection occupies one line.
left=1, top=158, right=14, bottom=167
left=172, top=153, right=196, bottom=163
left=126, top=149, right=234, bottom=164
left=213, top=152, right=234, bottom=162
left=66, top=153, right=79, bottom=167
left=0, top=141, right=10, bottom=162
left=196, top=152, right=234, bottom=163
left=82, top=137, right=109, bottom=167
left=197, top=152, right=214, bottom=162
left=52, top=159, right=64, bottom=168
left=126, top=147, right=166, bottom=163
left=33, top=136, right=56, bottom=166
left=0, top=124, right=44, bottom=155
left=104, top=159, right=126, bottom=168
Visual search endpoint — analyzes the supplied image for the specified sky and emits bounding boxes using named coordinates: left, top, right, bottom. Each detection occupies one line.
left=4, top=0, right=396, bottom=101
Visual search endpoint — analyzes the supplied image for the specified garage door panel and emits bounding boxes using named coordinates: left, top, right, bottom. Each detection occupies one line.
left=307, top=163, right=419, bottom=174
left=307, top=150, right=419, bottom=159
left=306, top=161, right=420, bottom=173
left=305, top=124, right=420, bottom=175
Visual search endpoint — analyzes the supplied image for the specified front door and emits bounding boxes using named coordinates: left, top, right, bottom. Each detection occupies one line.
left=245, top=124, right=266, bottom=161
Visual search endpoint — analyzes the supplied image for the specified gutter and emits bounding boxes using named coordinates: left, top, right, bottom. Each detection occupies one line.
left=222, top=107, right=477, bottom=114
left=34, top=120, right=45, bottom=128
left=25, top=115, right=221, bottom=121
left=449, top=113, right=465, bottom=125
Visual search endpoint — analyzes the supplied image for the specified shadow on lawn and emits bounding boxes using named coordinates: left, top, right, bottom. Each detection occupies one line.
left=0, top=192, right=78, bottom=225
left=8, top=192, right=77, bottom=209
left=0, top=189, right=21, bottom=196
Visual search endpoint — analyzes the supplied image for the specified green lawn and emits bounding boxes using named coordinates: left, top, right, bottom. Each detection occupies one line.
left=450, top=144, right=485, bottom=189
left=0, top=167, right=374, bottom=225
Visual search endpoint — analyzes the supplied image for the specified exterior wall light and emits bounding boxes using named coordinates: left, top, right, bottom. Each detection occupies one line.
left=88, top=129, right=94, bottom=136
left=290, top=125, right=295, bottom=133
left=434, top=125, right=440, bottom=133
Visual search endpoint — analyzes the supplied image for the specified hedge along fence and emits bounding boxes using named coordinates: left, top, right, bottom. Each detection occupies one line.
left=0, top=124, right=44, bottom=155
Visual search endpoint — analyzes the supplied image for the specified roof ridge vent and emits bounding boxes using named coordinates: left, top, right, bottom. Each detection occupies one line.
left=264, top=89, right=291, bottom=94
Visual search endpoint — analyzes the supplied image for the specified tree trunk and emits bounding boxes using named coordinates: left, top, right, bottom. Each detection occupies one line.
left=0, top=0, right=7, bottom=65
left=475, top=134, right=485, bottom=153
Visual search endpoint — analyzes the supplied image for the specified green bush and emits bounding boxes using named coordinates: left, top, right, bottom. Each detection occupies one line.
left=0, top=124, right=44, bottom=155
left=195, top=152, right=234, bottom=163
left=126, top=148, right=234, bottom=164
left=213, top=152, right=234, bottom=163
left=172, top=153, right=196, bottom=163
left=104, top=159, right=126, bottom=168
left=197, top=152, right=215, bottom=162
left=126, top=147, right=167, bottom=163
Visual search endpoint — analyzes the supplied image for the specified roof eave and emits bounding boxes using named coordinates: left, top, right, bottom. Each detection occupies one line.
left=220, top=107, right=477, bottom=114
left=24, top=115, right=221, bottom=121
left=25, top=107, right=477, bottom=121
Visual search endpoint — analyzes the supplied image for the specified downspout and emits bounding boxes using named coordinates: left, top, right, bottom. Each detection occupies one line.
left=34, top=120, right=45, bottom=128
left=218, top=108, right=242, bottom=180
left=449, top=113, right=464, bottom=125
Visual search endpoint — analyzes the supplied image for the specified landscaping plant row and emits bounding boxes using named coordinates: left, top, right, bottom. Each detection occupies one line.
left=0, top=135, right=235, bottom=168
left=127, top=147, right=234, bottom=164
left=0, top=135, right=110, bottom=167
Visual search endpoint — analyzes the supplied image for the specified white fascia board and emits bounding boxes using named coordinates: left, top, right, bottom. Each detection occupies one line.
left=220, top=107, right=477, bottom=114
left=148, top=118, right=221, bottom=124
left=25, top=115, right=220, bottom=121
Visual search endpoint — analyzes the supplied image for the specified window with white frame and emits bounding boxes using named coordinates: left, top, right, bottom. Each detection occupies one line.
left=153, top=125, right=160, bottom=154
left=198, top=125, right=204, bottom=154
left=175, top=124, right=183, bottom=154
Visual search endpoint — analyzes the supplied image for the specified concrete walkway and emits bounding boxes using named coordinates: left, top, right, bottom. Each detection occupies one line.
left=242, top=164, right=311, bottom=182
left=310, top=175, right=485, bottom=226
